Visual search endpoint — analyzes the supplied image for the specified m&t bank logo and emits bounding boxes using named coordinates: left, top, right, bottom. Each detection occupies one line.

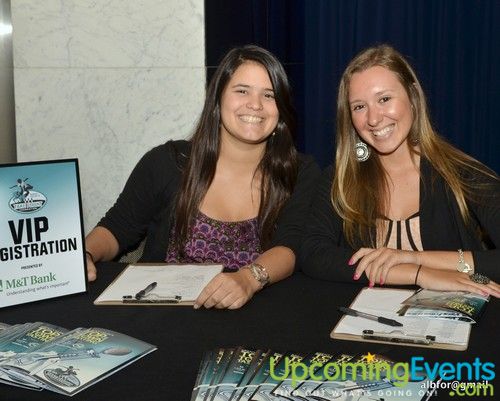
left=8, top=177, right=47, bottom=213
left=2, top=274, right=57, bottom=291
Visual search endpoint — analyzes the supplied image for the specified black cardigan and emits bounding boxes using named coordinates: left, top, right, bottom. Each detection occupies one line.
left=98, top=140, right=320, bottom=262
left=300, top=159, right=499, bottom=282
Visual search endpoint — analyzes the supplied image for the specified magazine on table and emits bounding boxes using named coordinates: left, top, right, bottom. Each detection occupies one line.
left=191, top=347, right=438, bottom=401
left=0, top=322, right=68, bottom=362
left=190, top=349, right=214, bottom=401
left=0, top=322, right=68, bottom=390
left=398, top=289, right=489, bottom=323
left=270, top=351, right=334, bottom=400
left=193, top=347, right=233, bottom=401
left=210, top=347, right=259, bottom=401
left=204, top=348, right=236, bottom=401
left=290, top=353, right=354, bottom=400
left=231, top=349, right=269, bottom=401
left=0, top=323, right=156, bottom=396
left=0, top=322, right=11, bottom=332
left=238, top=350, right=284, bottom=401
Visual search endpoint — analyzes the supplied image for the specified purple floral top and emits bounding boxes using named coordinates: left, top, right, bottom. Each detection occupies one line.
left=165, top=211, right=261, bottom=271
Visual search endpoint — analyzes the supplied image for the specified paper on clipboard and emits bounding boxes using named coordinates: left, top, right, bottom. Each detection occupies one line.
left=331, top=288, right=471, bottom=350
left=94, top=263, right=223, bottom=306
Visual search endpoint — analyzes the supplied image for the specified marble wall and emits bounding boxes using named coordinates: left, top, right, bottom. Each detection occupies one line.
left=12, top=0, right=205, bottom=232
left=0, top=0, right=15, bottom=163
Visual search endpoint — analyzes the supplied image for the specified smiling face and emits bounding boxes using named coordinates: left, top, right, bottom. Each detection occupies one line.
left=349, top=66, right=414, bottom=159
left=219, top=61, right=279, bottom=146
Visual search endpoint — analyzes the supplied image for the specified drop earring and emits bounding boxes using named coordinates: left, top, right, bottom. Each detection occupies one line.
left=410, top=132, right=420, bottom=145
left=355, top=140, right=370, bottom=162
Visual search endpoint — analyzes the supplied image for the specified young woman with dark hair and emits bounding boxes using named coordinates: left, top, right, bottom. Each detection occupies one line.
left=85, top=45, right=320, bottom=309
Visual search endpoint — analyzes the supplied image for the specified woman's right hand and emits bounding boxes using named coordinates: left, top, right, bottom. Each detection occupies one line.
left=418, top=267, right=500, bottom=298
left=85, top=227, right=120, bottom=282
left=194, top=269, right=260, bottom=310
left=86, top=254, right=97, bottom=281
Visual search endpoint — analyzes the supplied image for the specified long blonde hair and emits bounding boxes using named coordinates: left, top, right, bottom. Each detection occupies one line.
left=332, top=44, right=498, bottom=247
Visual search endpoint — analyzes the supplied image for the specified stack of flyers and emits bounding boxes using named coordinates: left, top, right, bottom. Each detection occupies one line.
left=398, top=289, right=489, bottom=323
left=306, top=353, right=403, bottom=400
left=211, top=347, right=260, bottom=401
left=237, top=351, right=285, bottom=401
left=0, top=322, right=156, bottom=396
left=231, top=350, right=270, bottom=401
left=270, top=351, right=334, bottom=400
left=289, top=353, right=353, bottom=400
left=190, top=347, right=437, bottom=401
left=251, top=352, right=306, bottom=401
left=0, top=322, right=11, bottom=333
left=0, top=321, right=68, bottom=390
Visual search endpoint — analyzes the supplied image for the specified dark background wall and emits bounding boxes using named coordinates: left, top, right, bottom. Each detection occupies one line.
left=205, top=0, right=500, bottom=172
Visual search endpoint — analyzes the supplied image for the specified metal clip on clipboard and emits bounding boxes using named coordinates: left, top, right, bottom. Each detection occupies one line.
left=362, top=329, right=436, bottom=345
left=122, top=294, right=182, bottom=304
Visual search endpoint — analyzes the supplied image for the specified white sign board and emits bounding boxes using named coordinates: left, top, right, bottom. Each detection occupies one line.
left=0, top=159, right=87, bottom=307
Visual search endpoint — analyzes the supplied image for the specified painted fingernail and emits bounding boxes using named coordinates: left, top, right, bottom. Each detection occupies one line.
left=353, top=273, right=360, bottom=280
left=380, top=279, right=384, bottom=285
left=348, top=259, right=354, bottom=266
left=193, top=304, right=200, bottom=309
left=369, top=281, right=374, bottom=288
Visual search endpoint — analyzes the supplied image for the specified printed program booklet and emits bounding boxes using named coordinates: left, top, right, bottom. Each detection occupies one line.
left=191, top=347, right=437, bottom=401
left=0, top=322, right=68, bottom=389
left=0, top=323, right=156, bottom=396
left=398, top=289, right=489, bottom=323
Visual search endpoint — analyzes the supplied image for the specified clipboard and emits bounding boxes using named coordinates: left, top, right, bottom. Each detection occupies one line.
left=330, top=288, right=471, bottom=351
left=94, top=263, right=223, bottom=306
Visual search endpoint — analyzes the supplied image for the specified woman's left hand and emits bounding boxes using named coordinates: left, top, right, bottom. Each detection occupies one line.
left=351, top=247, right=420, bottom=285
left=194, top=269, right=261, bottom=310
left=418, top=268, right=500, bottom=298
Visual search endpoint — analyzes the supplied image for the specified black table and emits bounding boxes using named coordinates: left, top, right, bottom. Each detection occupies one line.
left=2, top=263, right=498, bottom=400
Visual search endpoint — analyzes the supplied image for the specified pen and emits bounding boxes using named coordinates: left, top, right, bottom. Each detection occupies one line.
left=362, top=330, right=435, bottom=345
left=135, top=282, right=157, bottom=300
left=123, top=295, right=182, bottom=304
left=338, top=306, right=403, bottom=327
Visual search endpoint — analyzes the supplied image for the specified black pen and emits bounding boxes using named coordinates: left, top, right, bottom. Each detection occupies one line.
left=338, top=306, right=403, bottom=327
left=135, top=282, right=157, bottom=300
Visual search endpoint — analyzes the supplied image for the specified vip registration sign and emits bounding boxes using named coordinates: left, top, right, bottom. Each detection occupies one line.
left=0, top=159, right=87, bottom=307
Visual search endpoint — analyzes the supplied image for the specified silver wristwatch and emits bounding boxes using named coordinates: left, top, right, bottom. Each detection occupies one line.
left=457, top=249, right=473, bottom=274
left=245, top=263, right=270, bottom=288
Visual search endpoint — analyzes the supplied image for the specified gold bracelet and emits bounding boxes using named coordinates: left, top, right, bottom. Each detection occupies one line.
left=457, top=249, right=473, bottom=274
left=244, top=263, right=270, bottom=288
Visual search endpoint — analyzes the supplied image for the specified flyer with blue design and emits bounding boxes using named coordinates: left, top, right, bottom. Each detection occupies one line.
left=0, top=159, right=87, bottom=308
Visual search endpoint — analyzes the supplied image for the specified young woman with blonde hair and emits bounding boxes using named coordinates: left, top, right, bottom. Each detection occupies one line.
left=302, top=44, right=499, bottom=297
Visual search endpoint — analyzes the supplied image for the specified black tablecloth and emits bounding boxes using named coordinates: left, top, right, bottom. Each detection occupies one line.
left=1, top=263, right=498, bottom=400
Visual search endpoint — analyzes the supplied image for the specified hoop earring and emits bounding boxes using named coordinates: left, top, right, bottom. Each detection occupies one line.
left=355, top=140, right=370, bottom=162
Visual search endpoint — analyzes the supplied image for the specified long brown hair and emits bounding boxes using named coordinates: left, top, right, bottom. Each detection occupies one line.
left=332, top=44, right=498, bottom=247
left=174, top=45, right=298, bottom=251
